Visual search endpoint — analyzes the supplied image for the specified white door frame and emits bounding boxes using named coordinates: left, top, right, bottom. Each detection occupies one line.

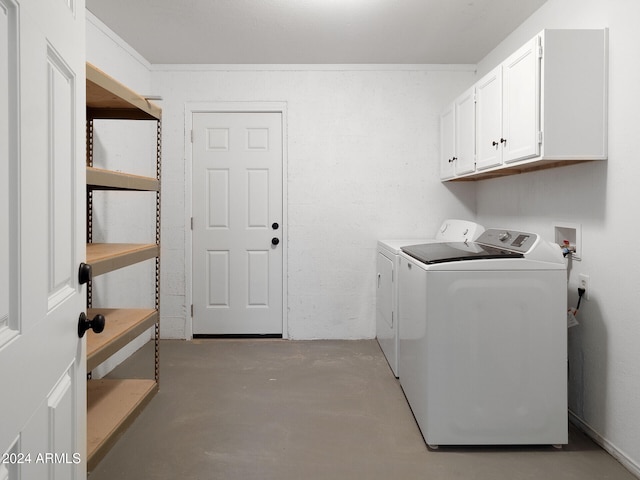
left=184, top=102, right=288, bottom=339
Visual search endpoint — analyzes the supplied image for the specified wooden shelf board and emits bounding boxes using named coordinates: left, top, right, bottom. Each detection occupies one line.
left=446, top=159, right=596, bottom=182
left=86, top=63, right=161, bottom=120
left=87, top=378, right=158, bottom=471
left=86, top=243, right=159, bottom=277
left=87, top=167, right=159, bottom=191
left=87, top=308, right=158, bottom=371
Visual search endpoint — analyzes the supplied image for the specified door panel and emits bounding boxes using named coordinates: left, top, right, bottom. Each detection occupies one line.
left=193, top=112, right=283, bottom=335
left=207, top=169, right=229, bottom=228
left=503, top=37, right=540, bottom=164
left=247, top=169, right=269, bottom=227
left=454, top=86, right=476, bottom=175
left=0, top=0, right=11, bottom=341
left=0, top=0, right=86, bottom=477
left=47, top=49, right=76, bottom=310
left=475, top=66, right=502, bottom=170
left=439, top=103, right=455, bottom=179
left=207, top=250, right=229, bottom=306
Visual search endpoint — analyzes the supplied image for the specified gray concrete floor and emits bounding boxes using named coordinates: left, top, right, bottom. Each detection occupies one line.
left=89, top=339, right=636, bottom=480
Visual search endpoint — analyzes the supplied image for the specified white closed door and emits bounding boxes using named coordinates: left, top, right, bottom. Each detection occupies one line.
left=475, top=65, right=503, bottom=170
left=192, top=112, right=283, bottom=335
left=454, top=86, right=476, bottom=175
left=502, top=36, right=540, bottom=164
left=439, top=102, right=456, bottom=180
left=0, top=0, right=86, bottom=478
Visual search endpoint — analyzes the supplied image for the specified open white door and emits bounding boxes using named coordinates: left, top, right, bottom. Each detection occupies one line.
left=0, top=0, right=86, bottom=478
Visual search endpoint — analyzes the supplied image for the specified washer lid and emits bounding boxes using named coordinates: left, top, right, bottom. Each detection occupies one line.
left=401, top=241, right=524, bottom=264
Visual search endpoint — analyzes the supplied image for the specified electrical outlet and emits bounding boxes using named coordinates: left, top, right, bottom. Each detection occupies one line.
left=579, top=274, right=590, bottom=300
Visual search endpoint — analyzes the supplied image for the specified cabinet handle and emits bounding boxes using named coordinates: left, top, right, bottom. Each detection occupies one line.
left=492, top=141, right=499, bottom=147
left=271, top=237, right=280, bottom=246
left=500, top=138, right=507, bottom=144
left=78, top=312, right=105, bottom=338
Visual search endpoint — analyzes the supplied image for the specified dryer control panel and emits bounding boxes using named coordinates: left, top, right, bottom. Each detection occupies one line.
left=475, top=229, right=538, bottom=254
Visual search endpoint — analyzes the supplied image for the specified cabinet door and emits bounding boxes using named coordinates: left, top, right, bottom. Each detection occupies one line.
left=502, top=36, right=540, bottom=163
left=439, top=102, right=456, bottom=180
left=455, top=86, right=476, bottom=175
left=475, top=66, right=503, bottom=170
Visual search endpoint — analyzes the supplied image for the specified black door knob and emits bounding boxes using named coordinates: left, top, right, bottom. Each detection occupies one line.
left=78, top=262, right=92, bottom=284
left=271, top=237, right=280, bottom=246
left=272, top=222, right=279, bottom=230
left=78, top=312, right=106, bottom=338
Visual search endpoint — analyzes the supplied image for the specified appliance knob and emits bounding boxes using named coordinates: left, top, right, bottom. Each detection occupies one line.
left=498, top=231, right=512, bottom=242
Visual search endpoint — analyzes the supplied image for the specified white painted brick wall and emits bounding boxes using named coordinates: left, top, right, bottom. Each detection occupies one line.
left=152, top=66, right=477, bottom=339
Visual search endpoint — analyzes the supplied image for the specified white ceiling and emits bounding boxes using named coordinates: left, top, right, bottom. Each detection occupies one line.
left=86, top=0, right=548, bottom=65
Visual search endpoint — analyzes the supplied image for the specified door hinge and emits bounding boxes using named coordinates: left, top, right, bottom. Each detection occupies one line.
left=190, top=304, right=194, bottom=317
left=391, top=311, right=394, bottom=328
left=190, top=217, right=194, bottom=230
left=538, top=131, right=543, bottom=144
left=190, top=130, right=194, bottom=143
left=538, top=44, right=543, bottom=59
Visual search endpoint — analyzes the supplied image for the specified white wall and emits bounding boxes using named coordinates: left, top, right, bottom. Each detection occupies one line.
left=152, top=65, right=477, bottom=340
left=470, top=0, right=640, bottom=474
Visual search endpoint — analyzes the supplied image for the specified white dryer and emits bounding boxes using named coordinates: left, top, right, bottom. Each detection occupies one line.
left=398, top=228, right=567, bottom=447
left=376, top=220, right=484, bottom=377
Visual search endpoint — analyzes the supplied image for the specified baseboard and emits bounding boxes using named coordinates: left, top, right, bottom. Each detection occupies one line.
left=569, top=410, right=640, bottom=478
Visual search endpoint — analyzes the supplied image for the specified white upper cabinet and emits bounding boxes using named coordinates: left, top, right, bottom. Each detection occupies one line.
left=502, top=37, right=540, bottom=164
left=440, top=102, right=456, bottom=180
left=440, top=85, right=476, bottom=179
left=455, top=87, right=476, bottom=175
left=475, top=65, right=503, bottom=170
left=444, top=29, right=607, bottom=181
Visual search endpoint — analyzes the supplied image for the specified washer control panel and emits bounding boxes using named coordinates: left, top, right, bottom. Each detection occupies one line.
left=475, top=229, right=538, bottom=254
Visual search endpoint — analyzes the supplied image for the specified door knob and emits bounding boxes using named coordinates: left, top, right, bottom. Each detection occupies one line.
left=78, top=312, right=105, bottom=338
left=78, top=262, right=92, bottom=284
left=271, top=237, right=280, bottom=246
left=272, top=222, right=279, bottom=230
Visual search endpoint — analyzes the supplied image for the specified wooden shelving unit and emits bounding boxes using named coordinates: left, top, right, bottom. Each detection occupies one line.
left=85, top=62, right=161, bottom=471
left=87, top=308, right=159, bottom=371
left=87, top=166, right=160, bottom=191
left=86, top=243, right=159, bottom=277
left=87, top=379, right=158, bottom=468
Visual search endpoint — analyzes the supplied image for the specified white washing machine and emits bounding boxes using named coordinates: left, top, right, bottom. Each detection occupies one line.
left=398, top=228, right=567, bottom=447
left=376, top=220, right=484, bottom=377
